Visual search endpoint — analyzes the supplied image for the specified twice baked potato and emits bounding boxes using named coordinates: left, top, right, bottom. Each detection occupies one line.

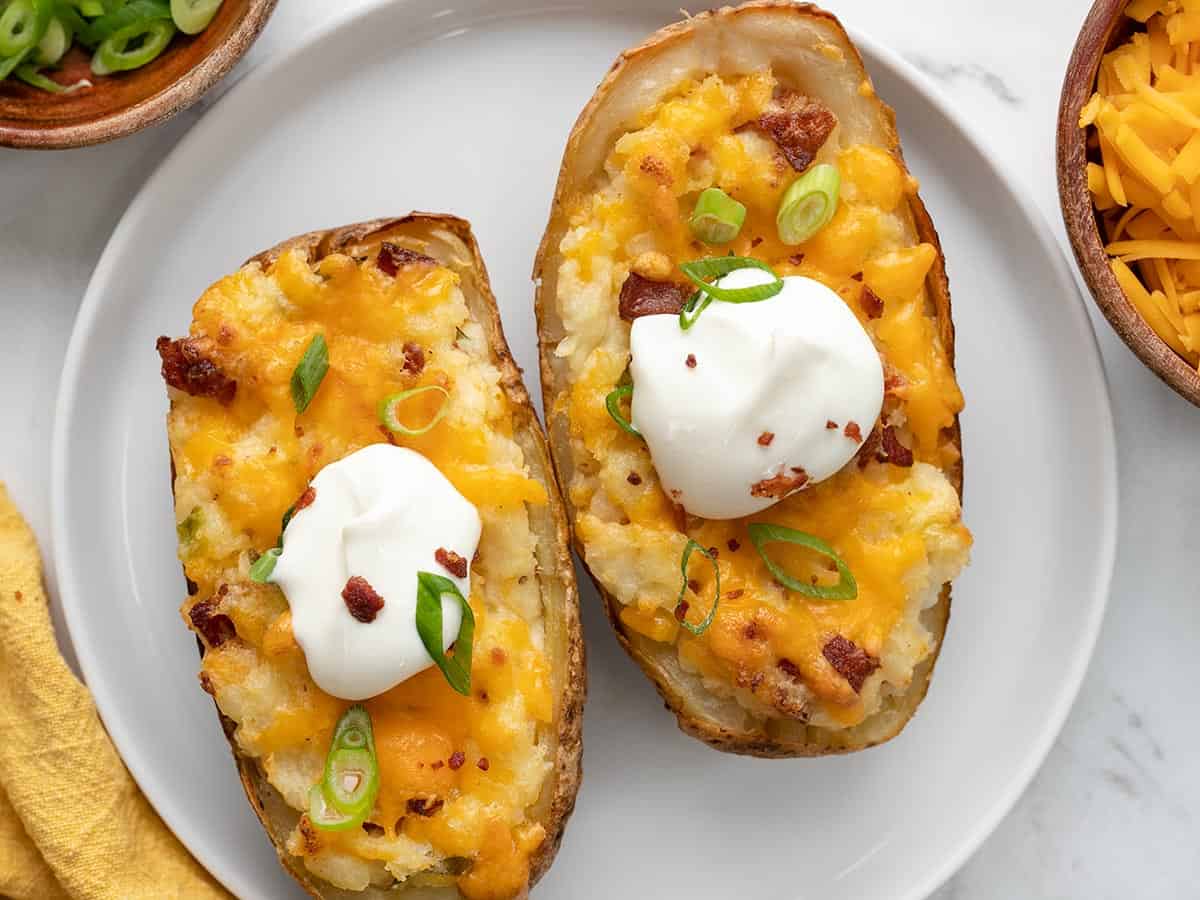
left=534, top=2, right=971, bottom=756
left=160, top=215, right=583, bottom=896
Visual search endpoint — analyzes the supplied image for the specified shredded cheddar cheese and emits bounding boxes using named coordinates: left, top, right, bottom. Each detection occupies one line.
left=1081, top=0, right=1200, bottom=366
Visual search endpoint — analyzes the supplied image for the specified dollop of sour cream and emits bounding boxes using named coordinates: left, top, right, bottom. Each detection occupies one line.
left=629, top=269, right=883, bottom=520
left=270, top=443, right=481, bottom=701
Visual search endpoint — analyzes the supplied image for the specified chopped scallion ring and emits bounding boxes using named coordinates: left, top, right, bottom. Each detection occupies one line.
left=0, top=48, right=31, bottom=80
left=91, top=17, right=175, bottom=76
left=290, top=333, right=329, bottom=414
left=377, top=385, right=450, bottom=435
left=170, top=0, right=221, bottom=34
left=15, top=64, right=87, bottom=92
left=311, top=705, right=380, bottom=831
left=678, top=290, right=713, bottom=331
left=604, top=384, right=641, bottom=438
left=0, top=0, right=51, bottom=58
left=248, top=547, right=280, bottom=583
left=688, top=187, right=746, bottom=245
left=415, top=571, right=475, bottom=695
left=777, top=163, right=841, bottom=245
left=675, top=540, right=720, bottom=635
left=678, top=256, right=783, bottom=304
left=746, top=522, right=857, bottom=600
left=33, top=16, right=70, bottom=64
left=308, top=784, right=357, bottom=831
left=84, top=0, right=172, bottom=45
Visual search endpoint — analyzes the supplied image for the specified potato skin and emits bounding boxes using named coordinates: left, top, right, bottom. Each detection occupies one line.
left=533, top=2, right=963, bottom=757
left=175, top=214, right=584, bottom=898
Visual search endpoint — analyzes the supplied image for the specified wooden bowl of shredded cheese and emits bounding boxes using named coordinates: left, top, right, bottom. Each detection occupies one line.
left=1059, top=0, right=1200, bottom=406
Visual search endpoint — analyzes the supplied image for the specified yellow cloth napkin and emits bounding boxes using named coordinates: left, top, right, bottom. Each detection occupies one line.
left=0, top=483, right=230, bottom=900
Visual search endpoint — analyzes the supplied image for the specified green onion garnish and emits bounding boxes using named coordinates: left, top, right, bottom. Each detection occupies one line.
left=176, top=507, right=203, bottom=544
left=675, top=540, right=720, bottom=636
left=377, top=385, right=449, bottom=436
left=91, top=17, right=174, bottom=75
left=248, top=547, right=280, bottom=583
left=678, top=291, right=712, bottom=331
left=678, top=256, right=783, bottom=304
left=33, top=16, right=70, bottom=64
left=688, top=187, right=746, bottom=245
left=415, top=571, right=475, bottom=695
left=290, top=334, right=329, bottom=414
left=84, top=0, right=171, bottom=45
left=310, top=705, right=380, bottom=831
left=777, top=163, right=841, bottom=245
left=0, top=48, right=31, bottom=81
left=746, top=523, right=857, bottom=601
left=604, top=384, right=641, bottom=438
left=0, top=0, right=50, bottom=58
left=170, top=0, right=222, bottom=35
left=15, top=64, right=86, bottom=93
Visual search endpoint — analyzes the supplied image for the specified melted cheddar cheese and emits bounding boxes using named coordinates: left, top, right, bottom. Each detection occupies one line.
left=553, top=71, right=971, bottom=729
left=168, top=244, right=552, bottom=895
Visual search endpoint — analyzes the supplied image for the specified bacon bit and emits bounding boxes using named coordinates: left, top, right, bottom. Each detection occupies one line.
left=294, top=424, right=304, bottom=438
left=727, top=538, right=741, bottom=552
left=788, top=253, right=805, bottom=266
left=883, top=366, right=908, bottom=398
left=671, top=501, right=688, bottom=532
left=674, top=600, right=690, bottom=622
left=743, top=621, right=762, bottom=640
left=626, top=471, right=642, bottom=486
left=618, top=272, right=687, bottom=321
left=757, top=431, right=775, bottom=447
left=856, top=426, right=881, bottom=468
left=378, top=423, right=397, bottom=445
left=362, top=822, right=385, bottom=837
left=685, top=353, right=697, bottom=369
left=217, top=324, right=236, bottom=345
left=708, top=546, right=719, bottom=558
left=687, top=578, right=700, bottom=594
left=476, top=757, right=490, bottom=772
left=431, top=760, right=445, bottom=770
left=844, top=421, right=863, bottom=443
left=377, top=242, right=435, bottom=276
left=491, top=647, right=507, bottom=665
left=851, top=271, right=864, bottom=282
left=401, top=342, right=425, bottom=376
left=189, top=597, right=236, bottom=647
left=757, top=92, right=838, bottom=171
left=342, top=576, right=385, bottom=623
left=638, top=155, right=673, bottom=186
left=725, top=588, right=745, bottom=599
left=826, top=420, right=839, bottom=430
left=751, top=236, right=763, bottom=248
left=777, top=658, right=803, bottom=681
left=751, top=467, right=808, bottom=499
left=860, top=285, right=884, bottom=319
left=448, top=751, right=465, bottom=770
left=822, top=635, right=880, bottom=692
left=434, top=548, right=469, bottom=579
left=295, top=486, right=316, bottom=511
left=880, top=425, right=914, bottom=467
left=406, top=796, right=444, bottom=817
left=156, top=336, right=237, bottom=405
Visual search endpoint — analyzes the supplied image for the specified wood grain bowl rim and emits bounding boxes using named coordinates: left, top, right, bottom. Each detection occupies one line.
left=1056, top=0, right=1200, bottom=407
left=0, top=0, right=278, bottom=150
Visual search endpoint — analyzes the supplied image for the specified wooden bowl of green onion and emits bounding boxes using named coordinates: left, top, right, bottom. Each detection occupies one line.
left=0, top=0, right=276, bottom=149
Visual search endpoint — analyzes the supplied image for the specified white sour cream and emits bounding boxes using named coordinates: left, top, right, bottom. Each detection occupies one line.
left=629, top=269, right=883, bottom=520
left=270, top=443, right=481, bottom=700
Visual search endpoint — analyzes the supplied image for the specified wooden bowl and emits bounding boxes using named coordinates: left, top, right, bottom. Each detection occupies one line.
left=1057, top=0, right=1200, bottom=407
left=0, top=0, right=277, bottom=149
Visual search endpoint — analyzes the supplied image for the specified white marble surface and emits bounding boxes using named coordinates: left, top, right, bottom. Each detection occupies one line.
left=1, top=1, right=1196, bottom=897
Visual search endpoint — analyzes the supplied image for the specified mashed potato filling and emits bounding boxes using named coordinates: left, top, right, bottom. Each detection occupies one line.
left=554, top=70, right=971, bottom=729
left=168, top=247, right=552, bottom=895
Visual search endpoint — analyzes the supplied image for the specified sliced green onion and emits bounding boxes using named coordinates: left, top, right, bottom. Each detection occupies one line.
left=777, top=163, right=841, bottom=245
left=674, top=540, right=719, bottom=636
left=746, top=522, right=857, bottom=601
left=317, top=707, right=379, bottom=825
left=415, top=571, right=475, bottom=696
left=604, top=384, right=641, bottom=438
left=15, top=63, right=87, bottom=92
left=688, top=187, right=746, bottom=245
left=176, top=507, right=203, bottom=544
left=330, top=704, right=372, bottom=751
left=678, top=256, right=783, bottom=304
left=308, top=784, right=358, bottom=831
left=170, top=0, right=221, bottom=34
left=289, top=333, right=329, bottom=414
left=33, top=16, right=69, bottom=64
left=91, top=17, right=174, bottom=75
left=0, top=0, right=51, bottom=58
left=84, top=0, right=170, bottom=44
left=248, top=547, right=280, bottom=583
left=0, top=48, right=32, bottom=80
left=69, top=0, right=106, bottom=16
left=377, top=385, right=449, bottom=436
left=678, top=290, right=712, bottom=331
left=279, top=503, right=297, bottom=538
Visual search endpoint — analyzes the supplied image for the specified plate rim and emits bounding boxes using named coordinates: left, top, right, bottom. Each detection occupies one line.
left=50, top=3, right=1119, bottom=898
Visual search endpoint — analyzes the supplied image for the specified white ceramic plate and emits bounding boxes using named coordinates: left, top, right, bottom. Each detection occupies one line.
left=52, top=2, right=1117, bottom=898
